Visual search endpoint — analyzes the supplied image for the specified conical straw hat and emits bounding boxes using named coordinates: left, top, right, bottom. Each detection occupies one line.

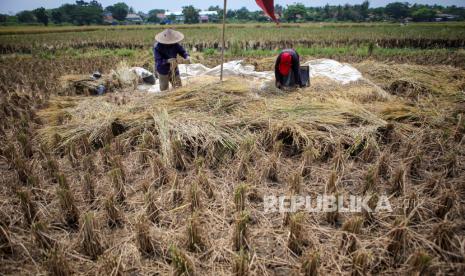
left=155, top=29, right=185, bottom=44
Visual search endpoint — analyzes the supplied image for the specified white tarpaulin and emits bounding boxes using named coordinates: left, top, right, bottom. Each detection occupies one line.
left=144, top=59, right=363, bottom=93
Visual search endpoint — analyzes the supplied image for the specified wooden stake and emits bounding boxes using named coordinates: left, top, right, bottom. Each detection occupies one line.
left=220, top=0, right=227, bottom=82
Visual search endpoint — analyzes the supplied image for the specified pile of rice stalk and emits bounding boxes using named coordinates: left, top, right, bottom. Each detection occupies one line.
left=36, top=76, right=390, bottom=161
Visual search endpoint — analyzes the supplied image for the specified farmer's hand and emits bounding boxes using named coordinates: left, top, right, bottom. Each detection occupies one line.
left=185, top=56, right=191, bottom=64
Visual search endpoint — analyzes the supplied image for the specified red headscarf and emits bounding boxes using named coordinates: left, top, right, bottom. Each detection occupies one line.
left=279, top=52, right=292, bottom=76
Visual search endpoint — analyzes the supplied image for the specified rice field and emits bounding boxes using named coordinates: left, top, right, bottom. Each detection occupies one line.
left=0, top=23, right=464, bottom=275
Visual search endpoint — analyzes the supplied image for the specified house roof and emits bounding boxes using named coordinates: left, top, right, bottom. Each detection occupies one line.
left=126, top=13, right=142, bottom=20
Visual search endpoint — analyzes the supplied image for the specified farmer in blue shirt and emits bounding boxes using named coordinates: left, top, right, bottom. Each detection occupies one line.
left=153, top=29, right=190, bottom=91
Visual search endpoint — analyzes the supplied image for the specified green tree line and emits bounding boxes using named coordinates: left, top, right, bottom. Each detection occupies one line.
left=1, top=1, right=464, bottom=26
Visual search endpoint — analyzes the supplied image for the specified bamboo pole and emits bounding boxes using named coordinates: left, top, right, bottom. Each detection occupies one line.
left=220, top=0, right=227, bottom=81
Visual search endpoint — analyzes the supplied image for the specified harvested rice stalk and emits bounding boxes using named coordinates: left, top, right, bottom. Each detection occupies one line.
left=409, top=152, right=423, bottom=179
left=326, top=192, right=340, bottom=226
left=57, top=188, right=79, bottom=229
left=17, top=189, right=38, bottom=226
left=0, top=224, right=13, bottom=255
left=189, top=181, right=201, bottom=213
left=13, top=156, right=38, bottom=186
left=135, top=216, right=161, bottom=257
left=145, top=191, right=161, bottom=224
left=32, top=222, right=55, bottom=250
left=236, top=156, right=250, bottom=181
left=197, top=171, right=214, bottom=199
left=444, top=152, right=457, bottom=178
left=151, top=155, right=169, bottom=188
left=288, top=212, right=305, bottom=256
left=110, top=155, right=126, bottom=183
left=234, top=183, right=248, bottom=213
left=80, top=212, right=104, bottom=260
left=435, top=191, right=454, bottom=219
left=332, top=146, right=346, bottom=173
left=66, top=143, right=79, bottom=168
left=387, top=217, right=409, bottom=262
left=45, top=248, right=72, bottom=276
left=407, top=250, right=432, bottom=275
left=105, top=196, right=123, bottom=228
left=186, top=213, right=206, bottom=252
left=433, top=221, right=455, bottom=253
left=56, top=173, right=70, bottom=190
left=325, top=171, right=338, bottom=194
left=263, top=153, right=279, bottom=182
left=376, top=151, right=389, bottom=180
left=363, top=193, right=379, bottom=225
left=100, top=253, right=125, bottom=276
left=81, top=154, right=94, bottom=173
left=172, top=139, right=187, bottom=171
left=453, top=113, right=464, bottom=142
left=341, top=217, right=363, bottom=255
left=403, top=192, right=420, bottom=222
left=351, top=250, right=371, bottom=276
left=363, top=165, right=379, bottom=194
left=233, top=211, right=249, bottom=252
left=233, top=249, right=249, bottom=276
left=82, top=173, right=96, bottom=205
left=389, top=165, right=406, bottom=196
left=171, top=173, right=183, bottom=206
left=108, top=168, right=126, bottom=203
left=170, top=245, right=195, bottom=276
left=289, top=172, right=302, bottom=194
left=300, top=145, right=318, bottom=178
left=301, top=251, right=320, bottom=276
left=17, top=131, right=33, bottom=158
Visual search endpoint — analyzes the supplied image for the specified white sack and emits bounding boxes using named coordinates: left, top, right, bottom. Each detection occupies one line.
left=145, top=59, right=363, bottom=93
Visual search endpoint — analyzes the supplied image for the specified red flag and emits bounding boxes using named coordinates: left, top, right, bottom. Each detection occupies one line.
left=255, top=0, right=278, bottom=23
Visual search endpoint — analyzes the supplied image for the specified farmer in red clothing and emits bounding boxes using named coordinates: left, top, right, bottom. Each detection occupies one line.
left=275, top=49, right=304, bottom=90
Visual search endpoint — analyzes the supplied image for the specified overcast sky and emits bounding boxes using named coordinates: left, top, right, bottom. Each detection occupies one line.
left=1, top=0, right=464, bottom=14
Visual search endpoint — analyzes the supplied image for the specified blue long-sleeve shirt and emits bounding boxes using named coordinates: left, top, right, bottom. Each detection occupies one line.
left=153, top=42, right=189, bottom=75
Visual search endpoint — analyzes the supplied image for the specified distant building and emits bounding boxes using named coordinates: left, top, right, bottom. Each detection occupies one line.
left=165, top=11, right=184, bottom=23
left=125, top=13, right=143, bottom=24
left=103, top=15, right=114, bottom=25
left=435, top=13, right=458, bottom=21
left=165, top=10, right=218, bottom=24
left=199, top=11, right=218, bottom=23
